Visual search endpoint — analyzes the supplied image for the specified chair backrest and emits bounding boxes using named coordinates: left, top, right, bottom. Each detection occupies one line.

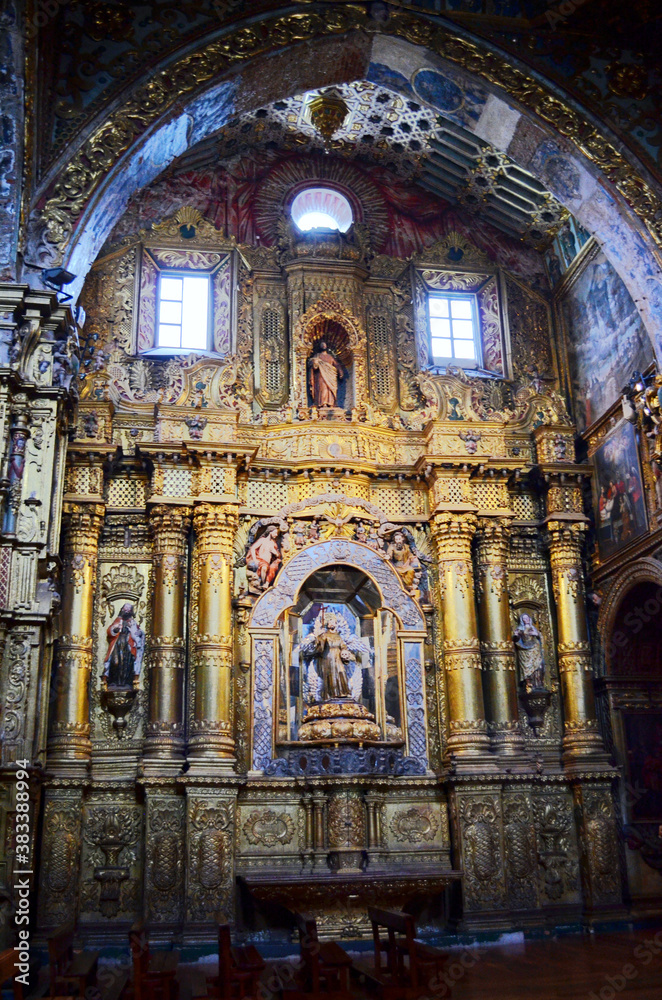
left=294, top=912, right=320, bottom=993
left=367, top=907, right=417, bottom=984
left=216, top=920, right=234, bottom=1000
left=0, top=948, right=24, bottom=1000
left=48, top=923, right=74, bottom=990
left=129, top=920, right=151, bottom=1000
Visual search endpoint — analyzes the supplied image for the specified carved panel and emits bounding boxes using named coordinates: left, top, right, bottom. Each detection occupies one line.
left=457, top=794, right=505, bottom=911
left=366, top=298, right=397, bottom=413
left=187, top=794, right=235, bottom=922
left=256, top=287, right=288, bottom=408
left=532, top=793, right=580, bottom=904
left=506, top=277, right=555, bottom=379
left=38, top=792, right=83, bottom=927
left=80, top=803, right=142, bottom=920
left=242, top=809, right=296, bottom=850
left=503, top=792, right=539, bottom=910
left=389, top=806, right=439, bottom=844
left=145, top=796, right=185, bottom=923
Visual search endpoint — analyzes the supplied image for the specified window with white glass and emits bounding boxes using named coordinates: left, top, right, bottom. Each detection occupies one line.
left=156, top=273, right=210, bottom=352
left=427, top=293, right=481, bottom=368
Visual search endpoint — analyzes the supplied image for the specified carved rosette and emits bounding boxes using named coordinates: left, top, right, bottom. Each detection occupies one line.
left=475, top=519, right=525, bottom=757
left=432, top=513, right=489, bottom=758
left=190, top=504, right=238, bottom=765
left=546, top=520, right=606, bottom=766
left=49, top=503, right=105, bottom=767
left=144, top=506, right=191, bottom=763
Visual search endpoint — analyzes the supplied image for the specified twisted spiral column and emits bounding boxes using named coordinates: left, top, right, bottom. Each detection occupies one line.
left=189, top=503, right=238, bottom=770
left=48, top=502, right=105, bottom=772
left=143, top=504, right=191, bottom=768
left=475, top=519, right=526, bottom=757
left=432, top=512, right=490, bottom=763
left=547, top=520, right=606, bottom=768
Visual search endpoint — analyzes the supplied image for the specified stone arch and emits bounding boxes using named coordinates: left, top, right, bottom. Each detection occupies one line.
left=293, top=298, right=368, bottom=411
left=250, top=538, right=425, bottom=631
left=596, top=558, right=662, bottom=675
left=26, top=24, right=662, bottom=352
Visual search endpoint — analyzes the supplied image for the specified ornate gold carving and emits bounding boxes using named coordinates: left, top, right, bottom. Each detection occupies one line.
left=100, top=564, right=145, bottom=612
left=458, top=796, right=505, bottom=909
left=243, top=810, right=295, bottom=848
left=389, top=807, right=439, bottom=844
left=188, top=797, right=234, bottom=921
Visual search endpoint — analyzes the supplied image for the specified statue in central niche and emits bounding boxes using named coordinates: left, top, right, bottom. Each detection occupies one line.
left=312, top=617, right=352, bottom=700
left=308, top=339, right=344, bottom=407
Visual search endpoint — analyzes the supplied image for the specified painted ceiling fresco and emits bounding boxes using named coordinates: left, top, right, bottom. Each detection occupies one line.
left=32, top=0, right=662, bottom=189
left=169, top=81, right=567, bottom=247
left=104, top=146, right=549, bottom=286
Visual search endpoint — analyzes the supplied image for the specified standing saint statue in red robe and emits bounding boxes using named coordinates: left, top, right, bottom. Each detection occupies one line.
left=103, top=602, right=145, bottom=688
left=308, top=340, right=344, bottom=407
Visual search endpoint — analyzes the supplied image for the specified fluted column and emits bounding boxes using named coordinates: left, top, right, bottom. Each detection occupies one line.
left=475, top=519, right=526, bottom=758
left=143, top=505, right=191, bottom=769
left=547, top=520, right=606, bottom=769
left=189, top=503, right=238, bottom=770
left=432, top=512, right=490, bottom=764
left=48, top=502, right=105, bottom=772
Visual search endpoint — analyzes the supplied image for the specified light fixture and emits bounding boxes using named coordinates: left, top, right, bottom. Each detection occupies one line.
left=307, top=90, right=349, bottom=153
left=42, top=267, right=76, bottom=303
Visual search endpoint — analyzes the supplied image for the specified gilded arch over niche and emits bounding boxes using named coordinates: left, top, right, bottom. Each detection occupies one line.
left=596, top=558, right=662, bottom=675
left=250, top=537, right=425, bottom=631
left=293, top=298, right=368, bottom=411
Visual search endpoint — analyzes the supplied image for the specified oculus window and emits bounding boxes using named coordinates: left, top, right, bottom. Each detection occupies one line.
left=291, top=187, right=353, bottom=233
left=427, top=292, right=481, bottom=368
left=156, top=273, right=210, bottom=352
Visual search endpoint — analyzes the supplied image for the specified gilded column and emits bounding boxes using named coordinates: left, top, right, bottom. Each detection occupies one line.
left=48, top=502, right=105, bottom=772
left=144, top=505, right=191, bottom=769
left=189, top=503, right=238, bottom=770
left=431, top=512, right=490, bottom=764
left=475, top=519, right=526, bottom=758
left=547, top=520, right=606, bottom=768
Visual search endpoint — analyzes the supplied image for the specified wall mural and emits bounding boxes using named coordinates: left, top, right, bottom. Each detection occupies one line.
left=563, top=249, right=654, bottom=431
left=592, top=420, right=648, bottom=561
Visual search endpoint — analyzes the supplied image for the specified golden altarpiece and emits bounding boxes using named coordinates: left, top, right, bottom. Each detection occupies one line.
left=0, top=209, right=624, bottom=945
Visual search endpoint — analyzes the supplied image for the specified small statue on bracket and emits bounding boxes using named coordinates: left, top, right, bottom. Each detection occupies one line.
left=513, top=612, right=551, bottom=736
left=101, top=602, right=144, bottom=731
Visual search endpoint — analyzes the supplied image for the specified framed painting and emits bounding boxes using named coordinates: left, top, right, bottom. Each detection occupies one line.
left=622, top=712, right=662, bottom=823
left=593, top=419, right=648, bottom=561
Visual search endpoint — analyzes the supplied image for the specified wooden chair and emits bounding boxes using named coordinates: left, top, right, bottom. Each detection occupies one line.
left=129, top=921, right=179, bottom=1000
left=48, top=922, right=99, bottom=997
left=354, top=908, right=447, bottom=999
left=0, top=948, right=24, bottom=1000
left=206, top=917, right=264, bottom=1000
left=282, top=912, right=352, bottom=1000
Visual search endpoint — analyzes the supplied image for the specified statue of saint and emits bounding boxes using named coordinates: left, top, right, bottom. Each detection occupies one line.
left=513, top=613, right=546, bottom=691
left=103, top=603, right=145, bottom=688
left=246, top=525, right=282, bottom=590
left=311, top=617, right=352, bottom=700
left=386, top=531, right=421, bottom=594
left=308, top=340, right=344, bottom=408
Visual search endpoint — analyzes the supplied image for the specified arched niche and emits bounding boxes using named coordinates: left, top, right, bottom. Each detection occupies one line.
left=597, top=558, right=662, bottom=677
left=293, top=298, right=368, bottom=412
left=249, top=538, right=427, bottom=774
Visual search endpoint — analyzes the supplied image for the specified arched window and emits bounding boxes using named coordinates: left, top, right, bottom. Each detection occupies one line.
left=291, top=187, right=353, bottom=233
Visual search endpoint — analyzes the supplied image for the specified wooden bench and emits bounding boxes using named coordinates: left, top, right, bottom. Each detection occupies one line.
left=352, top=907, right=447, bottom=999
left=48, top=923, right=99, bottom=998
left=205, top=917, right=264, bottom=1000
left=282, top=912, right=352, bottom=1000
left=1, top=948, right=25, bottom=1000
left=129, top=921, right=178, bottom=1000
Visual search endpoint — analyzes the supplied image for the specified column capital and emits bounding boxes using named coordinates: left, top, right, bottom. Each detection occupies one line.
left=431, top=511, right=478, bottom=540
left=475, top=516, right=512, bottom=542
left=149, top=503, right=192, bottom=538
left=193, top=502, right=239, bottom=553
left=62, top=502, right=105, bottom=545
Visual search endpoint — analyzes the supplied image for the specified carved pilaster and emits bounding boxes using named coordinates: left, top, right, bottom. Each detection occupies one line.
left=546, top=520, right=608, bottom=770
left=143, top=505, right=191, bottom=769
left=475, top=519, right=526, bottom=759
left=432, top=512, right=490, bottom=764
left=189, top=503, right=238, bottom=771
left=572, top=783, right=622, bottom=918
left=48, top=502, right=105, bottom=773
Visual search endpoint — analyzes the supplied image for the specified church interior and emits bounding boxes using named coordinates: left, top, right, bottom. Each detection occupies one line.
left=1, top=2, right=662, bottom=997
